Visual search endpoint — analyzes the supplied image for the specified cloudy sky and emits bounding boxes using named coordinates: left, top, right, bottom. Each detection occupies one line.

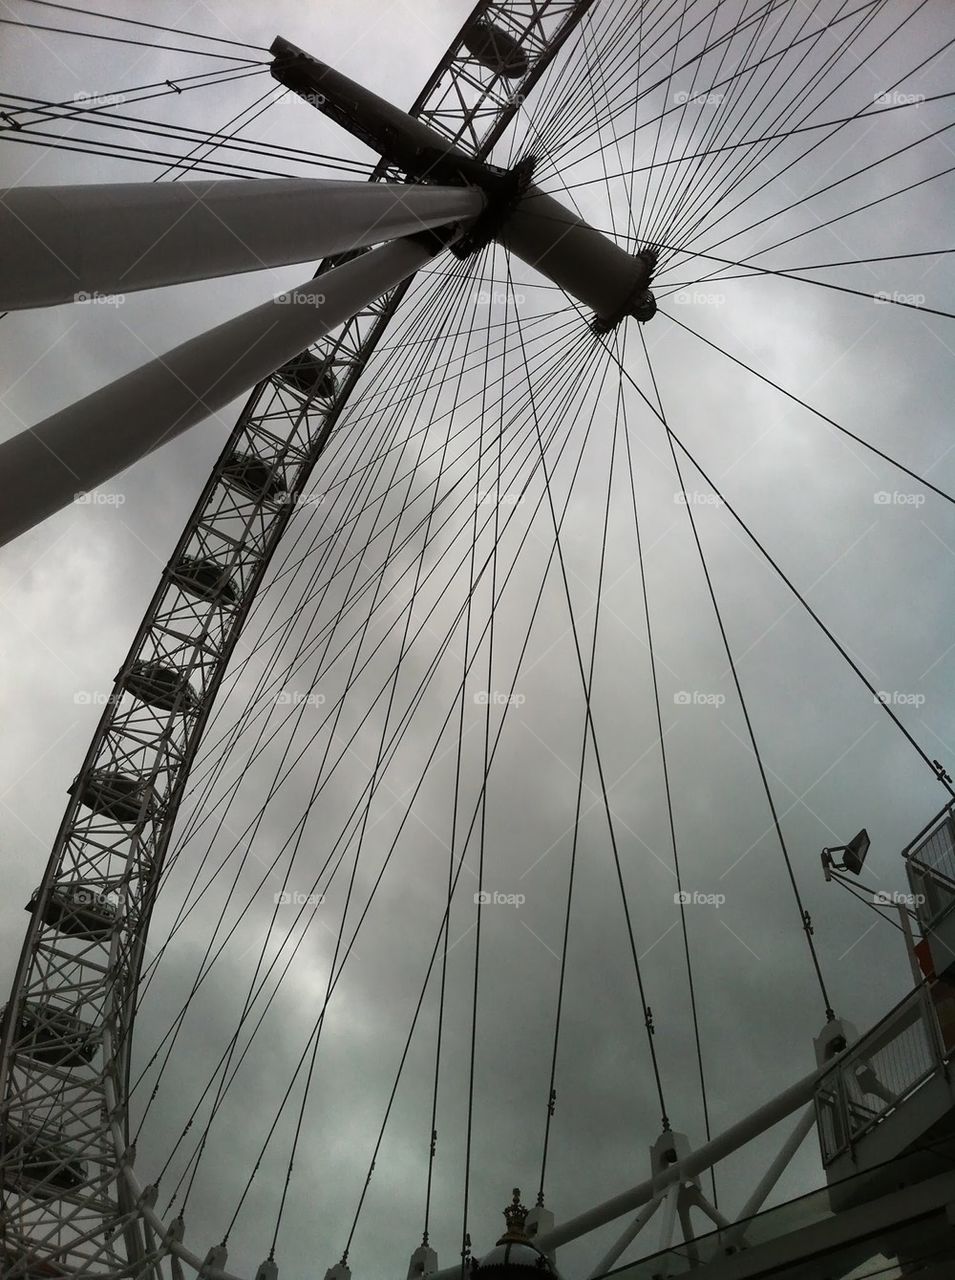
left=2, top=1, right=954, bottom=1277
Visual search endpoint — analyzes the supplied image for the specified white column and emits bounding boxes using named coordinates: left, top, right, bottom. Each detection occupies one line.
left=0, top=234, right=440, bottom=547
left=501, top=185, right=651, bottom=324
left=0, top=178, right=483, bottom=309
left=721, top=1105, right=815, bottom=1250
left=586, top=1197, right=661, bottom=1278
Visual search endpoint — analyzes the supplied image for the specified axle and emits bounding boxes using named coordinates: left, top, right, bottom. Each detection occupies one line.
left=270, top=36, right=657, bottom=329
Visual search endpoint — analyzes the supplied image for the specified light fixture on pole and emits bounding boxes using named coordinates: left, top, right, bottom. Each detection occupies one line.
left=821, top=829, right=870, bottom=879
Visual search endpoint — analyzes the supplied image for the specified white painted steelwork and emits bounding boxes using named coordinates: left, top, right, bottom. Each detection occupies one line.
left=0, top=178, right=484, bottom=310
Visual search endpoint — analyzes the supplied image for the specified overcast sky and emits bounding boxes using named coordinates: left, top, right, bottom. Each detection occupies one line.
left=1, top=2, right=954, bottom=1277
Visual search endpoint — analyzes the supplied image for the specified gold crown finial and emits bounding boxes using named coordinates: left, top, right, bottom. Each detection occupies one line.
left=500, top=1188, right=528, bottom=1242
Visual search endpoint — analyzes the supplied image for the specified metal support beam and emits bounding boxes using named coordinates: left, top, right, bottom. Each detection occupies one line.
left=721, top=1105, right=816, bottom=1252
left=498, top=185, right=650, bottom=325
left=419, top=1053, right=848, bottom=1280
left=270, top=38, right=655, bottom=326
left=586, top=1196, right=662, bottom=1278
left=530, top=1062, right=831, bottom=1255
left=0, top=234, right=442, bottom=547
left=0, top=178, right=483, bottom=309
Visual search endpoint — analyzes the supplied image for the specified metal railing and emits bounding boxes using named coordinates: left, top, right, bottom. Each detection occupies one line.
left=816, top=981, right=948, bottom=1164
left=906, top=806, right=955, bottom=921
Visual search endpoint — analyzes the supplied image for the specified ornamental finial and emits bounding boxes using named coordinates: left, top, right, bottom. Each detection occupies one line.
left=500, top=1188, right=528, bottom=1242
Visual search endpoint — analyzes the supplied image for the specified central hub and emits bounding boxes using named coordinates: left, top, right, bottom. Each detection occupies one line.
left=270, top=36, right=657, bottom=329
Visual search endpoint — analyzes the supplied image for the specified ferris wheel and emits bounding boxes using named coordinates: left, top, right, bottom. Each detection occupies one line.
left=1, top=1, right=955, bottom=1278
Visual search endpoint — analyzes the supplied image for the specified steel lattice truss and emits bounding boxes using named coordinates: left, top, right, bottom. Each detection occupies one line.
left=0, top=3, right=597, bottom=1275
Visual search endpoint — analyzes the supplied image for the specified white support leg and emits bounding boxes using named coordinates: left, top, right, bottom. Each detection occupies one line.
left=0, top=178, right=483, bottom=309
left=676, top=1194, right=700, bottom=1267
left=655, top=1183, right=680, bottom=1279
left=721, top=1105, right=816, bottom=1251
left=529, top=1062, right=826, bottom=1257
left=586, top=1196, right=662, bottom=1278
left=0, top=234, right=442, bottom=547
left=684, top=1184, right=732, bottom=1232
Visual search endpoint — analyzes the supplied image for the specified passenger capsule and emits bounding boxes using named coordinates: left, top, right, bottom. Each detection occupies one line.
left=124, top=659, right=197, bottom=713
left=2, top=1124, right=87, bottom=1198
left=25, top=883, right=116, bottom=941
left=276, top=350, right=337, bottom=400
left=10, top=1000, right=95, bottom=1067
left=222, top=450, right=286, bottom=502
left=172, top=555, right=239, bottom=606
left=71, top=768, right=154, bottom=823
left=463, top=19, right=529, bottom=79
